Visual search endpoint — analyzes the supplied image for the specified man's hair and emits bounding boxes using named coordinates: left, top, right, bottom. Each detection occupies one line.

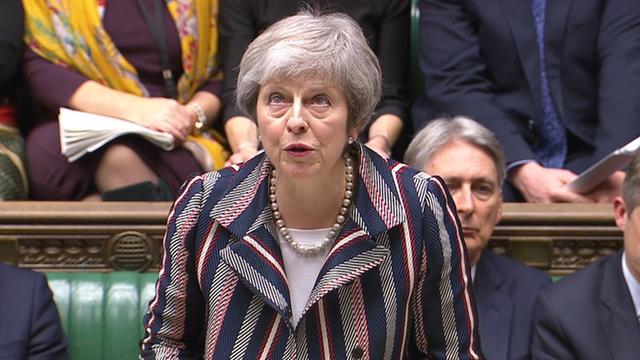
left=404, top=116, right=506, bottom=185
left=236, top=10, right=382, bottom=131
left=622, top=153, right=640, bottom=213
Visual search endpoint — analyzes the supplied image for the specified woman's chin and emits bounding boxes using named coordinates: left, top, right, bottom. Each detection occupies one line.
left=276, top=162, right=322, bottom=181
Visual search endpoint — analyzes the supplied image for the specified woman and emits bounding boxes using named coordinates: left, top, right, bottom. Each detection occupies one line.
left=22, top=0, right=226, bottom=200
left=0, top=0, right=28, bottom=200
left=142, top=12, right=482, bottom=359
left=219, top=0, right=410, bottom=164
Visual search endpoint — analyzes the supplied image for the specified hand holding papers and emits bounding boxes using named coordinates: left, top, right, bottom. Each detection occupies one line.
left=566, top=135, right=640, bottom=193
left=58, top=108, right=174, bottom=162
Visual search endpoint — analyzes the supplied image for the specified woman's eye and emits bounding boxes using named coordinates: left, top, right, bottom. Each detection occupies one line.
left=268, top=93, right=285, bottom=104
left=311, top=95, right=330, bottom=106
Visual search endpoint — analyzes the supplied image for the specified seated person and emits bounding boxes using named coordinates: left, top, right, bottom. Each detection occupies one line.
left=0, top=0, right=27, bottom=200
left=405, top=116, right=551, bottom=359
left=219, top=0, right=410, bottom=162
left=531, top=153, right=640, bottom=359
left=0, top=261, right=68, bottom=359
left=22, top=0, right=226, bottom=201
left=414, top=0, right=640, bottom=203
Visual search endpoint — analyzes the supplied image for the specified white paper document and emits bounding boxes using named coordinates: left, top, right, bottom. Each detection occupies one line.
left=566, top=135, right=640, bottom=193
left=58, top=107, right=174, bottom=162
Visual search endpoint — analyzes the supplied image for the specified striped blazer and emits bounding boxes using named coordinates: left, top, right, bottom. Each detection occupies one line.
left=141, top=145, right=483, bottom=359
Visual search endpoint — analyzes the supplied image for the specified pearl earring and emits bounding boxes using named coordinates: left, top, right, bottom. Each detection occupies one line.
left=346, top=136, right=355, bottom=144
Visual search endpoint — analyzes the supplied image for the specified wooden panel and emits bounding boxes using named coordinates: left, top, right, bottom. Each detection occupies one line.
left=493, top=203, right=621, bottom=276
left=0, top=202, right=169, bottom=272
left=0, top=202, right=622, bottom=275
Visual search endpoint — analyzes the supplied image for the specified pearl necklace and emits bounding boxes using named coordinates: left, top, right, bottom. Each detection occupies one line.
left=269, top=154, right=354, bottom=256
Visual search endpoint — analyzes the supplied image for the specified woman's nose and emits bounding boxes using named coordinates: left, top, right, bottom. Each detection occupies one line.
left=286, top=100, right=308, bottom=134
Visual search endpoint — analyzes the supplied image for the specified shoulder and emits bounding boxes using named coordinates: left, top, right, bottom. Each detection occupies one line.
left=538, top=253, right=615, bottom=308
left=369, top=151, right=449, bottom=209
left=483, top=251, right=551, bottom=288
left=381, top=155, right=445, bottom=196
left=182, top=152, right=267, bottom=203
left=0, top=262, right=45, bottom=286
left=0, top=263, right=48, bottom=305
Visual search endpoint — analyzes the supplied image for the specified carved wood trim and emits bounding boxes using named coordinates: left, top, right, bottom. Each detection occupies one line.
left=0, top=202, right=622, bottom=275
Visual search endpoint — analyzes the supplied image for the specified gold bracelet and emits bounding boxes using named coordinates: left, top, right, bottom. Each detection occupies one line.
left=186, top=103, right=206, bottom=133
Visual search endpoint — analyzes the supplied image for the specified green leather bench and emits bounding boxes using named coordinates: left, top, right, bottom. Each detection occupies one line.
left=46, top=272, right=158, bottom=360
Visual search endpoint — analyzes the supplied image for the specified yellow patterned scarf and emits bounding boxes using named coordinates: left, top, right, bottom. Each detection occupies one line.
left=23, top=0, right=227, bottom=170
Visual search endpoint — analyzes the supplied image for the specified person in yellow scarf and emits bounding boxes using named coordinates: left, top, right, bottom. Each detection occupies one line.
left=22, top=0, right=227, bottom=201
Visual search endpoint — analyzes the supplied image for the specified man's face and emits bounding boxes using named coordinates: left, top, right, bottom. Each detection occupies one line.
left=614, top=197, right=640, bottom=281
left=423, top=140, right=503, bottom=265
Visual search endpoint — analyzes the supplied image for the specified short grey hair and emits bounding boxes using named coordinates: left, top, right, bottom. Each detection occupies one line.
left=236, top=11, right=382, bottom=131
left=404, top=116, right=507, bottom=186
left=623, top=153, right=640, bottom=213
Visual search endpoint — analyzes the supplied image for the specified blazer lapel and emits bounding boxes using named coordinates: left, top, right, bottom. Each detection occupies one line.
left=219, top=224, right=292, bottom=320
left=599, top=253, right=640, bottom=359
left=302, top=146, right=406, bottom=316
left=544, top=0, right=573, bottom=120
left=213, top=154, right=293, bottom=320
left=474, top=253, right=513, bottom=360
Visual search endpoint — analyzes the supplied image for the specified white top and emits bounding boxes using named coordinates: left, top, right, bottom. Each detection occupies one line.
left=277, top=228, right=332, bottom=328
left=622, top=252, right=640, bottom=321
left=471, top=265, right=477, bottom=283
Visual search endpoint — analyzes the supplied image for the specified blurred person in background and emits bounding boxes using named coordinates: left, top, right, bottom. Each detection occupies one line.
left=532, top=152, right=640, bottom=359
left=414, top=0, right=640, bottom=203
left=22, top=0, right=226, bottom=201
left=0, top=261, right=68, bottom=359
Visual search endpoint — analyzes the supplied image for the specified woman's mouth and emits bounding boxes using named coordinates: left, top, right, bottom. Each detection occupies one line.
left=284, top=144, right=312, bottom=157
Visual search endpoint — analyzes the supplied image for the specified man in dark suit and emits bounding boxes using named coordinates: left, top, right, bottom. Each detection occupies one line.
left=405, top=116, right=551, bottom=360
left=531, top=153, right=640, bottom=359
left=414, top=0, right=640, bottom=203
left=0, top=262, right=68, bottom=359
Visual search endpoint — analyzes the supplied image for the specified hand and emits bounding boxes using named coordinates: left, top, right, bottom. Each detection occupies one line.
left=509, top=162, right=592, bottom=203
left=130, top=97, right=195, bottom=144
left=584, top=170, right=625, bottom=203
left=365, top=135, right=392, bottom=158
left=225, top=143, right=259, bottom=166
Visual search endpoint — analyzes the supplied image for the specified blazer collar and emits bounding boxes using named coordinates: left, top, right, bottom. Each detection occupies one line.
left=474, top=251, right=513, bottom=360
left=211, top=144, right=407, bottom=240
left=218, top=144, right=406, bottom=325
left=599, top=251, right=640, bottom=358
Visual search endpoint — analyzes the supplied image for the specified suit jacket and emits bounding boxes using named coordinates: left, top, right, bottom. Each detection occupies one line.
left=474, top=250, right=550, bottom=360
left=414, top=0, right=640, bottom=171
left=141, top=145, right=483, bottom=359
left=531, top=251, right=640, bottom=359
left=0, top=262, right=68, bottom=359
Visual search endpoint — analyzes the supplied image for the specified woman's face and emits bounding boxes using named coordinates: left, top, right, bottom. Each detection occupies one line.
left=256, top=75, right=354, bottom=180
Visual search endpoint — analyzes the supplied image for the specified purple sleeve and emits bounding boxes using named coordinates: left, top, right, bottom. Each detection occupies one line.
left=197, top=77, right=222, bottom=97
left=22, top=47, right=89, bottom=111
